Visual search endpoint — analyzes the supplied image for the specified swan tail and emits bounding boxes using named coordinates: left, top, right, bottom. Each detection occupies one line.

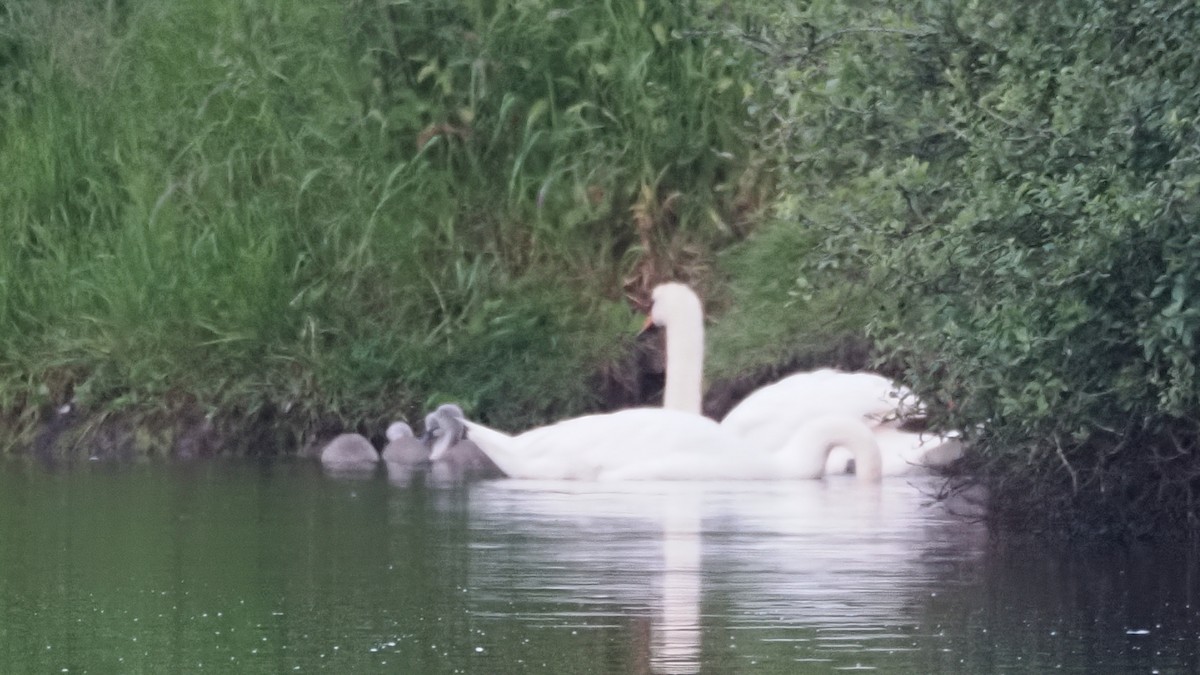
left=904, top=430, right=964, bottom=468
left=869, top=427, right=965, bottom=474
left=460, top=421, right=529, bottom=478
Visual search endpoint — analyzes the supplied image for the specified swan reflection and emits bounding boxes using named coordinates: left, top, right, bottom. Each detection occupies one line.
left=652, top=490, right=702, bottom=674
left=459, top=478, right=985, bottom=671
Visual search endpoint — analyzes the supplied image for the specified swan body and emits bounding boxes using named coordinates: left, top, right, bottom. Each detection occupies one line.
left=320, top=433, right=379, bottom=470
left=425, top=404, right=882, bottom=482
left=429, top=405, right=739, bottom=480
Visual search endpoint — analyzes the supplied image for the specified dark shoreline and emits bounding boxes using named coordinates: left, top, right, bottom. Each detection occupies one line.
left=5, top=334, right=882, bottom=463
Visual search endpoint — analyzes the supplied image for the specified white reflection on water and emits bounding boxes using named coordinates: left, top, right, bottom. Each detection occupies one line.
left=460, top=476, right=986, bottom=671
left=655, top=490, right=702, bottom=673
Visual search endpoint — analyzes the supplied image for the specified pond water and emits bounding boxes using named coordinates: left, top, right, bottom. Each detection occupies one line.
left=1, top=459, right=1197, bottom=673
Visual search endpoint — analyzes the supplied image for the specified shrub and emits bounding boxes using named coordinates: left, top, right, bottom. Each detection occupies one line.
left=752, top=0, right=1200, bottom=537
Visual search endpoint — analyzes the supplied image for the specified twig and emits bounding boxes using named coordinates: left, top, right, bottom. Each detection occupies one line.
left=811, top=26, right=938, bottom=49
left=783, top=26, right=938, bottom=63
left=1055, top=432, right=1079, bottom=494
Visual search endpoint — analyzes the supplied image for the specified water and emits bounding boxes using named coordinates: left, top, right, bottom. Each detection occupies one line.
left=1, top=459, right=1198, bottom=673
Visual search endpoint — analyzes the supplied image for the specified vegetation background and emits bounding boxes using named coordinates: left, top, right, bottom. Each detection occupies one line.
left=2, top=0, right=1198, bottom=537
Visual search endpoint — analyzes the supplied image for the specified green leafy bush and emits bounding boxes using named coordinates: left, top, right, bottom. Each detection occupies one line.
left=753, top=0, right=1200, bottom=536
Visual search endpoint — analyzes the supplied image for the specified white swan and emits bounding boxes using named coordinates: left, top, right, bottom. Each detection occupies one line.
left=723, top=367, right=962, bottom=474
left=731, top=369, right=964, bottom=474
left=319, top=433, right=379, bottom=470
left=643, top=282, right=960, bottom=474
left=424, top=404, right=882, bottom=482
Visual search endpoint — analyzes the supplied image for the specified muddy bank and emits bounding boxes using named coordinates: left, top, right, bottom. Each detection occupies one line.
left=5, top=330, right=882, bottom=463
left=10, top=402, right=328, bottom=464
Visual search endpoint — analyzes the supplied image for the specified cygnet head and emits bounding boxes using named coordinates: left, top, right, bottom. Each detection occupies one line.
left=648, top=282, right=702, bottom=329
left=382, top=420, right=430, bottom=465
left=423, top=404, right=468, bottom=462
left=386, top=421, right=414, bottom=442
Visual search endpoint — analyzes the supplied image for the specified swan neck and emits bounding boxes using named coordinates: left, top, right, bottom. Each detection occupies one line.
left=826, top=417, right=883, bottom=482
left=663, top=308, right=704, bottom=415
left=784, top=416, right=883, bottom=481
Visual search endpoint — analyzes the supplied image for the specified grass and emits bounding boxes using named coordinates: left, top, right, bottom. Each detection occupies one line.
left=706, top=220, right=877, bottom=382
left=0, top=0, right=811, bottom=453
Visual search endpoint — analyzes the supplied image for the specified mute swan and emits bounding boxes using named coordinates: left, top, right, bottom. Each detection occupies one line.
left=381, top=422, right=429, bottom=465
left=424, top=404, right=882, bottom=482
left=644, top=282, right=960, bottom=474
left=320, top=433, right=379, bottom=470
left=722, top=367, right=959, bottom=474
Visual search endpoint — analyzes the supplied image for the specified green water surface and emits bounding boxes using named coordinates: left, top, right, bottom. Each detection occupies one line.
left=0, top=460, right=1197, bottom=673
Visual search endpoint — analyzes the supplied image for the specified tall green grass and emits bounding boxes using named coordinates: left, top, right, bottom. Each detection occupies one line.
left=705, top=221, right=876, bottom=382
left=0, top=0, right=766, bottom=447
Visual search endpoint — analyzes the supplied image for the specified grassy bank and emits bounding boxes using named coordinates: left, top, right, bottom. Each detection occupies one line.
left=9, top=0, right=1197, bottom=540
left=0, top=0, right=814, bottom=453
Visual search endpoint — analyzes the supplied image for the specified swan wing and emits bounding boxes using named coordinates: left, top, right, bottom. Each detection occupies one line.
left=722, top=370, right=917, bottom=450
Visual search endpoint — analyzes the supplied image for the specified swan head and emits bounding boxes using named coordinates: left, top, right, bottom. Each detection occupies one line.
left=385, top=421, right=414, bottom=441
left=423, top=404, right=468, bottom=461
left=648, top=282, right=702, bottom=329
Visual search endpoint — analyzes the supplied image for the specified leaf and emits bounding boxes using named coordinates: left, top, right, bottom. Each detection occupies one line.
left=651, top=22, right=668, bottom=47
